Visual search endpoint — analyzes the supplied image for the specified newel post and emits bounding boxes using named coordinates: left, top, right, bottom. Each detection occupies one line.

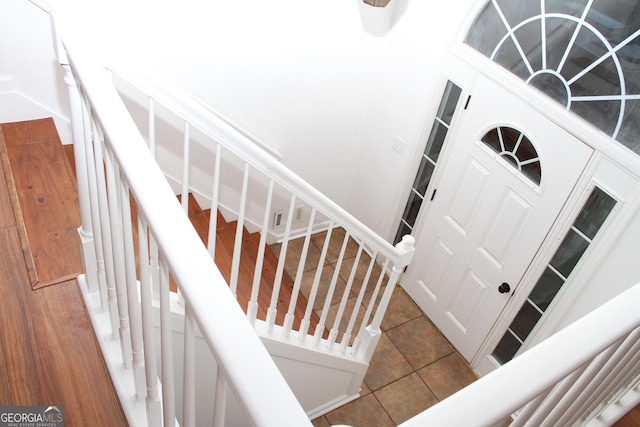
left=53, top=15, right=99, bottom=291
left=354, top=235, right=415, bottom=361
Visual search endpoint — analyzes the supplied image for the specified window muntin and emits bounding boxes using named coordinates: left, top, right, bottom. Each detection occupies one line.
left=393, top=81, right=463, bottom=244
left=481, top=126, right=542, bottom=185
left=465, top=0, right=640, bottom=156
left=492, top=186, right=617, bottom=365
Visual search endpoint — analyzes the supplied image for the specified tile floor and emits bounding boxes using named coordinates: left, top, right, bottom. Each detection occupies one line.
left=272, top=228, right=479, bottom=427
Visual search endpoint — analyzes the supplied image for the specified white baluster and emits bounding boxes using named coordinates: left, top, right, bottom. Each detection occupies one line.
left=298, top=223, right=334, bottom=343
left=207, top=144, right=222, bottom=260
left=341, top=251, right=377, bottom=354
left=147, top=98, right=160, bottom=301
left=182, top=303, right=196, bottom=427
left=368, top=235, right=415, bottom=333
left=93, top=137, right=119, bottom=335
left=230, top=164, right=250, bottom=297
left=353, top=235, right=415, bottom=361
left=248, top=179, right=274, bottom=326
left=354, top=265, right=400, bottom=361
left=351, top=259, right=388, bottom=356
left=283, top=208, right=316, bottom=338
left=213, top=366, right=227, bottom=427
left=120, top=181, right=145, bottom=397
left=267, top=194, right=297, bottom=333
left=181, top=121, right=190, bottom=213
left=528, top=366, right=588, bottom=427
left=137, top=214, right=161, bottom=426
left=328, top=244, right=363, bottom=350
left=568, top=335, right=640, bottom=426
left=159, top=256, right=176, bottom=426
left=105, top=151, right=133, bottom=367
left=314, top=230, right=350, bottom=348
left=88, top=120, right=108, bottom=308
left=148, top=97, right=156, bottom=154
left=62, top=65, right=97, bottom=290
left=517, top=341, right=621, bottom=427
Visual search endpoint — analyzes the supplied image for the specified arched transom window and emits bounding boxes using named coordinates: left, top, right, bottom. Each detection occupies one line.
left=465, top=0, right=640, bottom=156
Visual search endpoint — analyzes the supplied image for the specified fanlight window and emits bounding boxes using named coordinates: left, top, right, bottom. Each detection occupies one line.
left=481, top=126, right=542, bottom=185
left=465, top=0, right=640, bottom=156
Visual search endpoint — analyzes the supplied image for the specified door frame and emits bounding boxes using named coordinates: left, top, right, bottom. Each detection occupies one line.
left=399, top=48, right=608, bottom=372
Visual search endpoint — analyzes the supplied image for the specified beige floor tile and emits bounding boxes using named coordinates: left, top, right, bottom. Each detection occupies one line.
left=300, top=264, right=351, bottom=311
left=318, top=295, right=370, bottom=346
left=270, top=235, right=323, bottom=274
left=364, top=334, right=413, bottom=391
left=359, top=380, right=371, bottom=396
left=312, top=227, right=360, bottom=264
left=325, top=393, right=395, bottom=427
left=311, top=415, right=331, bottom=427
left=386, top=316, right=455, bottom=370
left=374, top=373, right=439, bottom=424
left=417, top=352, right=478, bottom=401
left=380, top=287, right=423, bottom=331
left=336, top=251, right=382, bottom=296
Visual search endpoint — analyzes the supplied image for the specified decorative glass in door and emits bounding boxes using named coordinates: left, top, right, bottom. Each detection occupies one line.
left=481, top=126, right=541, bottom=185
left=465, top=0, right=640, bottom=155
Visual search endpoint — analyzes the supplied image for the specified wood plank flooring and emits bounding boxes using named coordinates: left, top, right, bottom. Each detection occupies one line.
left=2, top=118, right=82, bottom=289
left=177, top=193, right=323, bottom=334
left=0, top=120, right=127, bottom=426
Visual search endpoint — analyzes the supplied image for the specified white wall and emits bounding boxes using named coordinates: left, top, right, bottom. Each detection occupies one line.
left=38, top=0, right=479, bottom=238
left=0, top=0, right=71, bottom=142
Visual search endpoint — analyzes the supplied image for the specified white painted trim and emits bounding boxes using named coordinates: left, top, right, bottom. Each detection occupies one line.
left=0, top=91, right=72, bottom=144
left=449, top=43, right=640, bottom=174
left=590, top=382, right=640, bottom=426
left=523, top=161, right=640, bottom=349
left=27, top=0, right=52, bottom=13
left=0, top=75, right=15, bottom=93
left=76, top=274, right=150, bottom=427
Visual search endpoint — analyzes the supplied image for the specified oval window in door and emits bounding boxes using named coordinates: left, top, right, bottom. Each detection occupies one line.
left=481, top=126, right=542, bottom=186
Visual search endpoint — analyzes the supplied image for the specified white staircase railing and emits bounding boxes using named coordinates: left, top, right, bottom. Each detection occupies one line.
left=399, top=281, right=640, bottom=427
left=51, top=8, right=414, bottom=427
left=104, top=62, right=415, bottom=363
left=55, top=17, right=314, bottom=427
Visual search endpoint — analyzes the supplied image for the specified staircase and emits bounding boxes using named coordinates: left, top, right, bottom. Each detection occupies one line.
left=176, top=192, right=324, bottom=334
left=51, top=14, right=417, bottom=425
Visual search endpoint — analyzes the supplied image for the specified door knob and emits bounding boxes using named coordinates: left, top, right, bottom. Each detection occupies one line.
left=498, top=282, right=511, bottom=294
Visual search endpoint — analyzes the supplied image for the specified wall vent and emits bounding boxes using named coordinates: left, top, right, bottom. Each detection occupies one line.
left=273, top=206, right=303, bottom=228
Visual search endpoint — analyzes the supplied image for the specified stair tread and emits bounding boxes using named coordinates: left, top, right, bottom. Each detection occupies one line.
left=181, top=194, right=323, bottom=335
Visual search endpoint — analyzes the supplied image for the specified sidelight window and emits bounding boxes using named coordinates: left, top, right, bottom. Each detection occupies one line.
left=492, top=186, right=617, bottom=364
left=393, top=81, right=462, bottom=244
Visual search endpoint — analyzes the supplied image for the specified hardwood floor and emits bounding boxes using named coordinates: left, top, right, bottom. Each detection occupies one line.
left=0, top=120, right=127, bottom=426
left=615, top=403, right=640, bottom=427
left=1, top=119, right=82, bottom=289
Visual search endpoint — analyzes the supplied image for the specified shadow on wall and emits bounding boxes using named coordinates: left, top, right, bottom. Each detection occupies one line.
left=357, top=0, right=410, bottom=36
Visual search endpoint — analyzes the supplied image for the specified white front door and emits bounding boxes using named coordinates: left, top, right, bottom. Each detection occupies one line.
left=403, top=75, right=593, bottom=362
